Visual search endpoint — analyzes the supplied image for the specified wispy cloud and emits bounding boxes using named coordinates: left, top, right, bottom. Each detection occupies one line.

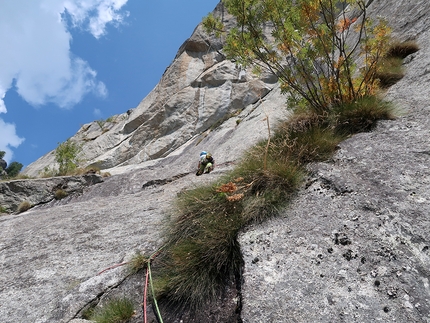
left=93, top=108, right=102, bottom=117
left=0, top=0, right=128, bottom=152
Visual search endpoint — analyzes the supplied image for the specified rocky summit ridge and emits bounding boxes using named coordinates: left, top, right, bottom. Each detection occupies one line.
left=1, top=1, right=430, bottom=322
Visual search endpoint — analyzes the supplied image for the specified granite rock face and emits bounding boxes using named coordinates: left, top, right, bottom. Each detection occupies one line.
left=0, top=174, right=103, bottom=213
left=22, top=3, right=277, bottom=178
left=239, top=1, right=430, bottom=322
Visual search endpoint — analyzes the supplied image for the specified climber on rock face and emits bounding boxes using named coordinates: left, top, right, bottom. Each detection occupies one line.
left=196, top=151, right=215, bottom=176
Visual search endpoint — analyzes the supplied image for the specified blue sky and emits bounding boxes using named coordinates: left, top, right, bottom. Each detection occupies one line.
left=0, top=0, right=220, bottom=167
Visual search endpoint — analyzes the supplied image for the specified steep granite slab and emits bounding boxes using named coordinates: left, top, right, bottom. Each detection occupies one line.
left=0, top=167, right=224, bottom=323
left=239, top=1, right=430, bottom=322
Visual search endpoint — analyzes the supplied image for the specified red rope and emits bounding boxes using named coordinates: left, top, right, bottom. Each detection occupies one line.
left=143, top=267, right=149, bottom=323
left=96, top=261, right=128, bottom=275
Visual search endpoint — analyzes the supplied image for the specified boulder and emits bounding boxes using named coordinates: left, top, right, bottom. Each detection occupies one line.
left=0, top=174, right=103, bottom=213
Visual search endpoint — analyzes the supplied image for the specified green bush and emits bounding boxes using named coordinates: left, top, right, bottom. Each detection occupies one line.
left=55, top=139, right=82, bottom=176
left=204, top=0, right=392, bottom=114
left=5, top=162, right=23, bottom=178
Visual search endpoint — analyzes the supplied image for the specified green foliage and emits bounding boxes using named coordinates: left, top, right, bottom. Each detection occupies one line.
left=5, top=161, right=23, bottom=178
left=89, top=298, right=135, bottom=323
left=203, top=0, right=392, bottom=114
left=0, top=151, right=24, bottom=178
left=0, top=206, right=8, bottom=214
left=55, top=139, right=82, bottom=176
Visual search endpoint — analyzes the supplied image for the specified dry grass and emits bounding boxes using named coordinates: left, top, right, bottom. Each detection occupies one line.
left=54, top=189, right=68, bottom=200
left=17, top=201, right=31, bottom=213
left=386, top=40, right=420, bottom=59
left=331, top=96, right=395, bottom=135
left=377, top=40, right=420, bottom=88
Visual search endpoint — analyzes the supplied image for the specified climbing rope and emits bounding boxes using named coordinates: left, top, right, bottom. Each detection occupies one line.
left=143, top=246, right=165, bottom=323
left=97, top=246, right=165, bottom=323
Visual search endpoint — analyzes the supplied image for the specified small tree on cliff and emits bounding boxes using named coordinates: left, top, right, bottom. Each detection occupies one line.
left=203, top=0, right=392, bottom=114
left=5, top=162, right=23, bottom=178
left=55, top=139, right=82, bottom=176
left=0, top=151, right=23, bottom=178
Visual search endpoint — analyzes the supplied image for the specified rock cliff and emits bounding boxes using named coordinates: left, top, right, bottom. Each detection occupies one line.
left=1, top=1, right=429, bottom=323
left=21, top=2, right=277, bottom=178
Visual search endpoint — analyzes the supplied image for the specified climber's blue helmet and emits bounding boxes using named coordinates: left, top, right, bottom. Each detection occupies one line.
left=200, top=151, right=207, bottom=157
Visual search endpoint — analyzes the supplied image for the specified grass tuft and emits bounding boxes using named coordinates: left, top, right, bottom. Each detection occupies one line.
left=17, top=201, right=31, bottom=213
left=377, top=40, right=420, bottom=88
left=331, top=96, right=395, bottom=135
left=88, top=298, right=135, bottom=323
left=127, top=251, right=148, bottom=274
left=54, top=189, right=68, bottom=200
left=386, top=40, right=420, bottom=59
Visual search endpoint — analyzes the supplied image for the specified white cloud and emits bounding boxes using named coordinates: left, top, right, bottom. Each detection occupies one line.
left=0, top=119, right=25, bottom=164
left=93, top=108, right=102, bottom=117
left=0, top=0, right=128, bottom=155
left=0, top=0, right=129, bottom=109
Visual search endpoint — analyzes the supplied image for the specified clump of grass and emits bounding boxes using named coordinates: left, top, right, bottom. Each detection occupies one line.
left=386, top=40, right=420, bottom=59
left=40, top=166, right=57, bottom=178
left=377, top=40, right=420, bottom=88
left=154, top=181, right=245, bottom=309
left=271, top=113, right=343, bottom=165
left=17, top=201, right=31, bottom=213
left=377, top=57, right=406, bottom=88
left=155, top=121, right=315, bottom=309
left=331, top=96, right=395, bottom=135
left=127, top=251, right=148, bottom=274
left=88, top=298, right=135, bottom=323
left=54, top=189, right=68, bottom=200
left=0, top=205, right=8, bottom=214
left=81, top=304, right=96, bottom=320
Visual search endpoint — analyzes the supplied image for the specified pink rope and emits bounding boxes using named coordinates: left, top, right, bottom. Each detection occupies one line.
left=143, top=267, right=149, bottom=323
